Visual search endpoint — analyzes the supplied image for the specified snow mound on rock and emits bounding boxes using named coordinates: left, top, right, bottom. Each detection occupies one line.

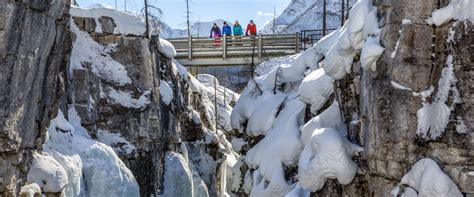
left=428, top=0, right=474, bottom=26
left=27, top=152, right=68, bottom=193
left=70, top=6, right=147, bottom=35
left=393, top=158, right=462, bottom=197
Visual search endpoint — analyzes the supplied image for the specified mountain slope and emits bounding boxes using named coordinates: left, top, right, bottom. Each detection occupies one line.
left=262, top=0, right=356, bottom=33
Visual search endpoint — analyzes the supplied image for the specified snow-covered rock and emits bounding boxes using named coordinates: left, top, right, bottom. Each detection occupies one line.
left=27, top=152, right=68, bottom=193
left=70, top=6, right=147, bottom=35
left=298, top=127, right=362, bottom=191
left=298, top=68, right=335, bottom=113
left=428, top=0, right=474, bottom=26
left=160, top=80, right=174, bottom=105
left=158, top=37, right=177, bottom=58
left=70, top=20, right=132, bottom=85
left=19, top=183, right=42, bottom=197
left=323, top=0, right=384, bottom=80
left=393, top=158, right=462, bottom=197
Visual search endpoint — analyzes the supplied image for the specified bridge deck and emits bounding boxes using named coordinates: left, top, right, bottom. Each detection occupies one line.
left=167, top=33, right=301, bottom=67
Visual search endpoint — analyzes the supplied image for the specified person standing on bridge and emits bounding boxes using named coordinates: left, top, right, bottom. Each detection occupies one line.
left=210, top=23, right=222, bottom=47
left=222, top=21, right=232, bottom=37
left=233, top=20, right=243, bottom=46
left=245, top=20, right=257, bottom=37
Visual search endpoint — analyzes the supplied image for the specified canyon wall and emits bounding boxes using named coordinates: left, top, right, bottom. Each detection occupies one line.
left=0, top=0, right=71, bottom=195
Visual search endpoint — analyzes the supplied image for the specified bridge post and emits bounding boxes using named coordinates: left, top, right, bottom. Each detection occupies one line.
left=222, top=35, right=227, bottom=59
left=188, top=36, right=193, bottom=61
left=258, top=34, right=262, bottom=59
left=295, top=32, right=300, bottom=53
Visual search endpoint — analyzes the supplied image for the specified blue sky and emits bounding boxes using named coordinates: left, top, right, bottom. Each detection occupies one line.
left=76, top=0, right=291, bottom=30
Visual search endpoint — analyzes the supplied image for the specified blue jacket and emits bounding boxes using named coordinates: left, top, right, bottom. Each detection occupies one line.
left=222, top=25, right=232, bottom=35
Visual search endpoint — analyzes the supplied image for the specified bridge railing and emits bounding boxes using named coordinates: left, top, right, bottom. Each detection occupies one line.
left=167, top=33, right=300, bottom=61
left=300, top=28, right=338, bottom=50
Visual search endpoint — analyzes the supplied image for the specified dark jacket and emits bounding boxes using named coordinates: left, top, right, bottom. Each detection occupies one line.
left=210, top=26, right=221, bottom=37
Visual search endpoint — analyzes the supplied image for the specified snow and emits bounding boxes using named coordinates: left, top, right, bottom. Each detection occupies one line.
left=20, top=183, right=41, bottom=197
left=159, top=37, right=177, bottom=58
left=246, top=97, right=305, bottom=196
left=197, top=74, right=219, bottom=85
left=391, top=81, right=413, bottom=91
left=360, top=35, right=384, bottom=71
left=231, top=138, right=247, bottom=152
left=41, top=109, right=140, bottom=197
left=284, top=183, right=310, bottom=197
left=298, top=68, right=335, bottom=113
left=428, top=0, right=474, bottom=26
left=297, top=101, right=361, bottom=192
left=172, top=59, right=188, bottom=79
left=107, top=88, right=150, bottom=108
left=262, top=0, right=350, bottom=34
left=300, top=102, right=348, bottom=145
left=396, top=158, right=462, bottom=197
left=231, top=85, right=287, bottom=136
left=416, top=55, right=459, bottom=140
left=391, top=32, right=401, bottom=58
left=70, top=6, right=147, bottom=35
left=402, top=19, right=413, bottom=24
left=97, top=129, right=137, bottom=155
left=298, top=127, right=362, bottom=192
left=160, top=80, right=174, bottom=105
left=323, top=0, right=384, bottom=79
left=27, top=152, right=68, bottom=193
left=70, top=20, right=132, bottom=85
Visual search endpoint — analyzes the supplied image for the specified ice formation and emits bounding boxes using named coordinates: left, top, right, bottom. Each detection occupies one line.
left=392, top=158, right=462, bottom=197
left=37, top=110, right=140, bottom=196
left=416, top=55, right=459, bottom=140
left=162, top=152, right=198, bottom=197
left=70, top=6, right=148, bottom=35
left=428, top=0, right=474, bottom=26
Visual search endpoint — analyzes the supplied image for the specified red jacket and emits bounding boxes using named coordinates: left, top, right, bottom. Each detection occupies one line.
left=246, top=24, right=257, bottom=35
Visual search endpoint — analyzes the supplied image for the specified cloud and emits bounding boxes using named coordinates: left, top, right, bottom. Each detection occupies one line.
left=256, top=11, right=274, bottom=19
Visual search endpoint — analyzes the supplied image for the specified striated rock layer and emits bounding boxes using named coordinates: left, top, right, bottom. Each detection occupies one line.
left=0, top=0, right=71, bottom=195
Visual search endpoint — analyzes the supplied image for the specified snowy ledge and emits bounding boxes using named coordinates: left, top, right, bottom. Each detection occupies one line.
left=70, top=5, right=147, bottom=36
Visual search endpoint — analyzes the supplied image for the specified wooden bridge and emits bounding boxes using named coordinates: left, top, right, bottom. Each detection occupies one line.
left=167, top=29, right=333, bottom=67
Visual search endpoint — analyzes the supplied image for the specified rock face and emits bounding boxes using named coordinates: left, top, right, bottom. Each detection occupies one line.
left=0, top=0, right=71, bottom=195
left=329, top=0, right=473, bottom=196
left=69, top=14, right=239, bottom=196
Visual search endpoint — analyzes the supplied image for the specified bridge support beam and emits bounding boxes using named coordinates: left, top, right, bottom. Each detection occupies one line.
left=188, top=36, right=193, bottom=60
left=258, top=34, right=262, bottom=59
left=222, top=35, right=227, bottom=59
left=295, top=32, right=300, bottom=53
